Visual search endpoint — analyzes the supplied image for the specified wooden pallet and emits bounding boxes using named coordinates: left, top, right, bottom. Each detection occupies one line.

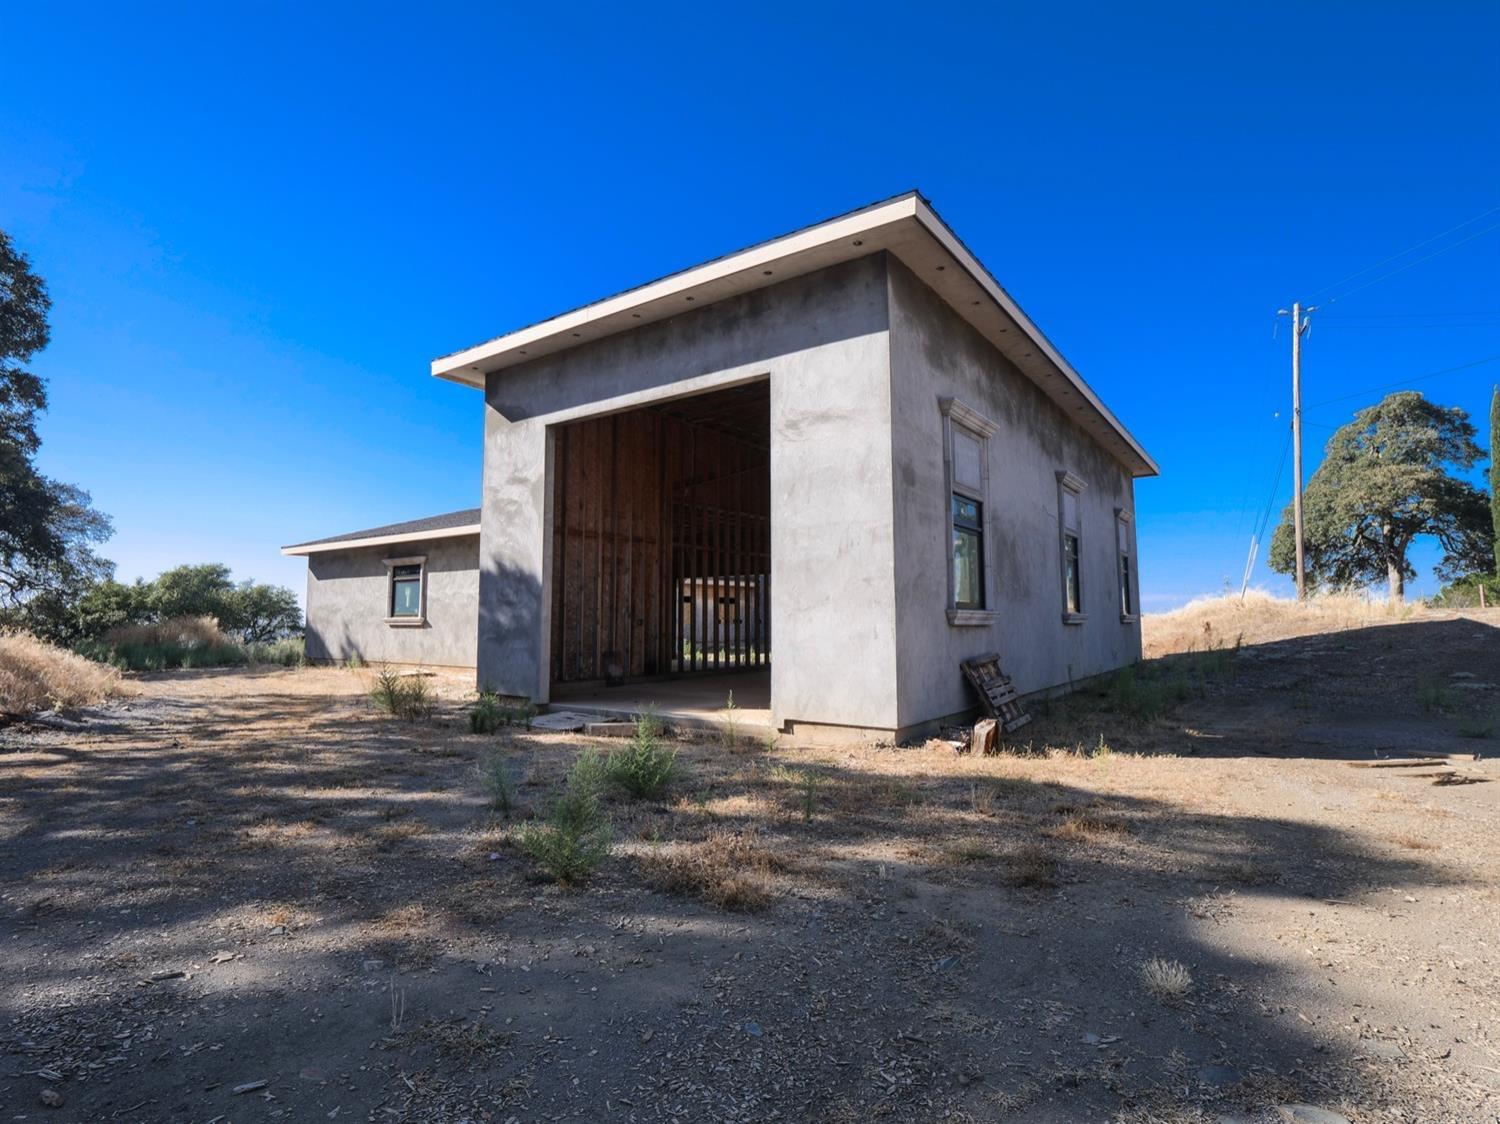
left=961, top=653, right=1032, bottom=733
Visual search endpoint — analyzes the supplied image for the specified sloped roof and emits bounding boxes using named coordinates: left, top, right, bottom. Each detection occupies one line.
left=281, top=508, right=481, bottom=556
left=431, top=191, right=1158, bottom=478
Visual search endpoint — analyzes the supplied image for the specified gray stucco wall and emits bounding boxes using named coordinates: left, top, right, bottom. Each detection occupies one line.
left=304, top=535, right=480, bottom=668
left=472, top=251, right=1144, bottom=736
left=886, top=259, right=1141, bottom=731
left=478, top=256, right=901, bottom=729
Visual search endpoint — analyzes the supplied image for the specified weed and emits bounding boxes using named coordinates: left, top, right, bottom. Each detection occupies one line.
left=721, top=690, right=740, bottom=749
left=1456, top=712, right=1495, bottom=739
left=516, top=749, right=612, bottom=885
left=1000, top=843, right=1057, bottom=888
left=1140, top=957, right=1192, bottom=1002
left=943, top=839, right=997, bottom=865
left=346, top=653, right=365, bottom=669
left=606, top=708, right=678, bottom=799
left=788, top=766, right=823, bottom=822
left=389, top=976, right=407, bottom=1032
left=479, top=751, right=517, bottom=815
left=371, top=666, right=433, bottom=722
left=470, top=690, right=506, bottom=734
left=1047, top=811, right=1130, bottom=842
left=1417, top=674, right=1454, bottom=715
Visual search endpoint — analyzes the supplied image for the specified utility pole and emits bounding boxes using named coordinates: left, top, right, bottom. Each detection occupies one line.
left=1279, top=302, right=1315, bottom=599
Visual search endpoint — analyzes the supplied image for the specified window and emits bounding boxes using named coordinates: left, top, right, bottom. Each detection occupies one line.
left=1117, top=510, right=1135, bottom=619
left=1057, top=472, right=1086, bottom=622
left=941, top=398, right=998, bottom=625
left=952, top=494, right=984, bottom=609
left=385, top=556, right=426, bottom=624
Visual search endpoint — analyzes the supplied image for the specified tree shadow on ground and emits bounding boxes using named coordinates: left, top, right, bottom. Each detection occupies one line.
left=2, top=667, right=1495, bottom=1121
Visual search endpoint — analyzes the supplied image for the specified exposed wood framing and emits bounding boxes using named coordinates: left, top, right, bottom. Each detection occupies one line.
left=550, top=388, right=770, bottom=685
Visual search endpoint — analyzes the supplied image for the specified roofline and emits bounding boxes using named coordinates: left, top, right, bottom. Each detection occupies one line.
left=281, top=523, right=481, bottom=556
left=431, top=192, right=1158, bottom=477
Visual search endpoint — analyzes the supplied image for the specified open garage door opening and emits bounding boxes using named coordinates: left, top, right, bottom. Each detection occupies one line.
left=547, top=379, right=771, bottom=725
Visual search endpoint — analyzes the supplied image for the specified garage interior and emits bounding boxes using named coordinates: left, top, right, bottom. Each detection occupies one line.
left=547, top=379, right=772, bottom=727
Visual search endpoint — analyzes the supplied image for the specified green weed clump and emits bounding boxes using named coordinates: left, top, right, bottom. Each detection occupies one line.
left=605, top=707, right=677, bottom=799
left=469, top=690, right=536, bottom=733
left=479, top=750, right=517, bottom=815
left=1104, top=636, right=1241, bottom=721
left=517, top=748, right=613, bottom=885
left=371, top=666, right=433, bottom=722
left=1417, top=674, right=1455, bottom=716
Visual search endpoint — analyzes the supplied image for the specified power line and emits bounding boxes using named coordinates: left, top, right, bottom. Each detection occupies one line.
left=1253, top=426, right=1293, bottom=544
left=1306, top=203, right=1500, bottom=302
left=1305, top=354, right=1500, bottom=409
left=1321, top=219, right=1500, bottom=306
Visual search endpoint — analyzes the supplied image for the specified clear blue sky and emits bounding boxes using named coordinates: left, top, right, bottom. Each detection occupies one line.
left=3, top=3, right=1497, bottom=609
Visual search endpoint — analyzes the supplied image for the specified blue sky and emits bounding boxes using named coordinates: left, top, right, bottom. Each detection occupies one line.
left=2, top=3, right=1497, bottom=609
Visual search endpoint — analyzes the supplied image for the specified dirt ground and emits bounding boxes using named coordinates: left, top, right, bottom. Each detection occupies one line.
left=4, top=614, right=1500, bottom=1123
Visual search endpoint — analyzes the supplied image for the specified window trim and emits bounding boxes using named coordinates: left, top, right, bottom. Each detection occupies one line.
left=1116, top=508, right=1136, bottom=623
left=384, top=554, right=428, bottom=626
left=941, top=398, right=998, bottom=626
left=1057, top=471, right=1087, bottom=624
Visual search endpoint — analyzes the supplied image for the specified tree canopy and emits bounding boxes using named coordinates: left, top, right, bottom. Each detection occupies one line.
left=0, top=229, right=114, bottom=620
left=1269, top=391, right=1492, bottom=602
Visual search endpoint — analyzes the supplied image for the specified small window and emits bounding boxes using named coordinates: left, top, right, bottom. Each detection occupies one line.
left=941, top=398, right=998, bottom=624
left=1057, top=472, right=1086, bottom=621
left=1117, top=511, right=1134, bottom=619
left=952, top=494, right=984, bottom=610
left=388, top=561, right=423, bottom=619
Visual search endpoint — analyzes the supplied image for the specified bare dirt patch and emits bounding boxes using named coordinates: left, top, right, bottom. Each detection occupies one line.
left=3, top=633, right=1499, bottom=1121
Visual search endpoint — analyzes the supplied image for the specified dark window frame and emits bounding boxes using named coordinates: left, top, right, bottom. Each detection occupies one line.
left=1057, top=472, right=1087, bottom=624
left=384, top=555, right=428, bottom=625
left=1116, top=509, right=1136, bottom=620
left=941, top=398, right=999, bottom=625
left=952, top=493, right=985, bottom=611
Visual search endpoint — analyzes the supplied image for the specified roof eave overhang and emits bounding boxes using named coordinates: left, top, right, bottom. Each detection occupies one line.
left=281, top=524, right=482, bottom=557
left=431, top=194, right=1159, bottom=478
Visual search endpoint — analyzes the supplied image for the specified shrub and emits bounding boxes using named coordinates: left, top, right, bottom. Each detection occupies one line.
left=0, top=631, right=123, bottom=717
left=371, top=666, right=433, bottom=722
left=479, top=750, right=517, bottom=815
left=516, top=749, right=612, bottom=885
left=245, top=638, right=306, bottom=667
left=469, top=691, right=536, bottom=733
left=73, top=615, right=291, bottom=671
left=470, top=691, right=506, bottom=734
left=606, top=708, right=677, bottom=799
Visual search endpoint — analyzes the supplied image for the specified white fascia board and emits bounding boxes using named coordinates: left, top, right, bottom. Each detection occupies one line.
left=281, top=524, right=481, bottom=557
left=429, top=194, right=922, bottom=385
left=428, top=192, right=1158, bottom=477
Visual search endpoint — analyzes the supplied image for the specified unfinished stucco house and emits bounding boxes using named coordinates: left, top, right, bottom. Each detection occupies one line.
left=285, top=192, right=1158, bottom=741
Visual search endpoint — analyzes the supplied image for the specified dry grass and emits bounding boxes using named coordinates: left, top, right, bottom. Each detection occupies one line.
left=1140, top=956, right=1193, bottom=1002
left=1142, top=590, right=1431, bottom=658
left=0, top=630, right=123, bottom=717
left=1388, top=832, right=1440, bottom=851
left=999, top=843, right=1058, bottom=887
left=1047, top=810, right=1131, bottom=842
left=639, top=829, right=788, bottom=911
left=102, top=615, right=227, bottom=647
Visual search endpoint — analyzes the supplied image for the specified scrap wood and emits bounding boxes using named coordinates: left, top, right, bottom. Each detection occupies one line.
left=961, top=653, right=1032, bottom=733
